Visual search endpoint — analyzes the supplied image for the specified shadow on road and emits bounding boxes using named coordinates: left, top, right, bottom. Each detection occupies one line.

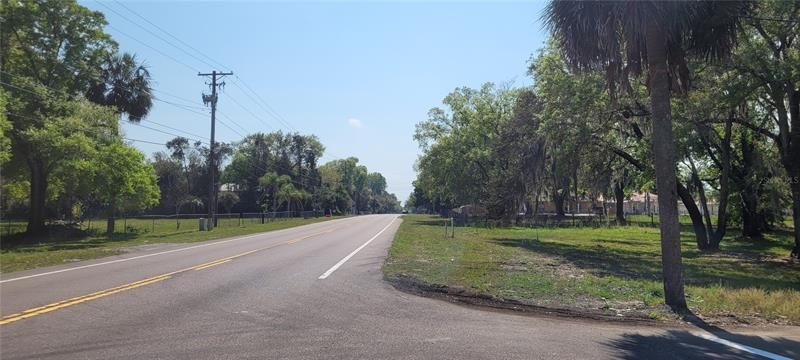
left=605, top=316, right=799, bottom=360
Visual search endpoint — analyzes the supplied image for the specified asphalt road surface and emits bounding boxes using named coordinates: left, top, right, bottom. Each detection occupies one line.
left=1, top=214, right=798, bottom=359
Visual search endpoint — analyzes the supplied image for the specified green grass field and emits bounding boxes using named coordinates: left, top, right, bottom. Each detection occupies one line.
left=385, top=215, right=800, bottom=325
left=1, top=216, right=340, bottom=273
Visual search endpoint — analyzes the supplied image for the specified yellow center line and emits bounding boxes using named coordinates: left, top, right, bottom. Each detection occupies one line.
left=193, top=259, right=232, bottom=271
left=0, top=229, right=334, bottom=326
left=286, top=230, right=333, bottom=245
left=0, top=275, right=171, bottom=325
left=0, top=273, right=172, bottom=320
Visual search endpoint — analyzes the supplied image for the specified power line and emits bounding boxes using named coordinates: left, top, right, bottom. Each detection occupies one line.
left=0, top=80, right=52, bottom=98
left=97, top=2, right=221, bottom=71
left=105, top=24, right=200, bottom=73
left=144, top=119, right=209, bottom=141
left=2, top=69, right=203, bottom=115
left=7, top=110, right=322, bottom=191
left=153, top=98, right=209, bottom=115
left=124, top=137, right=170, bottom=146
left=128, top=122, right=207, bottom=144
left=2, top=79, right=210, bottom=144
left=110, top=0, right=231, bottom=71
left=95, top=4, right=331, bottom=157
left=228, top=77, right=346, bottom=160
left=216, top=118, right=245, bottom=138
left=221, top=91, right=275, bottom=131
left=5, top=112, right=170, bottom=146
left=218, top=111, right=252, bottom=136
left=96, top=4, right=296, bottom=136
left=150, top=88, right=204, bottom=107
left=228, top=78, right=294, bottom=131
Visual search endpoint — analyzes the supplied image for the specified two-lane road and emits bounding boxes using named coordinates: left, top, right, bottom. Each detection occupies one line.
left=1, top=215, right=798, bottom=359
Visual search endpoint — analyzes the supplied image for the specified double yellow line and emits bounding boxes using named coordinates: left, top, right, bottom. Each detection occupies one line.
left=0, top=229, right=332, bottom=326
left=0, top=274, right=171, bottom=325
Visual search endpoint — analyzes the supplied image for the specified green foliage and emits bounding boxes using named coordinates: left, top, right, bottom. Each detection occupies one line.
left=0, top=91, right=10, bottom=166
left=16, top=99, right=119, bottom=209
left=93, top=142, right=160, bottom=214
left=223, top=132, right=323, bottom=212
left=316, top=157, right=399, bottom=214
left=86, top=53, right=153, bottom=121
left=1, top=0, right=116, bottom=96
left=1, top=0, right=157, bottom=233
left=414, top=83, right=519, bottom=209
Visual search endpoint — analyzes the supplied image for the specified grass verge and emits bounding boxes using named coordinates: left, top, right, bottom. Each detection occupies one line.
left=384, top=215, right=800, bottom=326
left=1, top=216, right=340, bottom=273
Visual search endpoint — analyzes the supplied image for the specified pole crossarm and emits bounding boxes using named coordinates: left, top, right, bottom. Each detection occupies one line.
left=198, top=70, right=234, bottom=228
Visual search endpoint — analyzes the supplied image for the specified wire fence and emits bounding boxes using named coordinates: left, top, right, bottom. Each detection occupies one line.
left=447, top=212, right=693, bottom=229
left=1, top=210, right=325, bottom=238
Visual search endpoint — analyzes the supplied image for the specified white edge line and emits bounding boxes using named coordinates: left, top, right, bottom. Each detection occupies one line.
left=0, top=216, right=356, bottom=284
left=318, top=217, right=397, bottom=280
left=696, top=333, right=792, bottom=360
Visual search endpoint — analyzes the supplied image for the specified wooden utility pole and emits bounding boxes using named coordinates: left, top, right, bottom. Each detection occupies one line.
left=198, top=70, right=233, bottom=228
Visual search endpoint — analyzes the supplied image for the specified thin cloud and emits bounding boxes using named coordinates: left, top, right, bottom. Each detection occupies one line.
left=348, top=118, right=363, bottom=129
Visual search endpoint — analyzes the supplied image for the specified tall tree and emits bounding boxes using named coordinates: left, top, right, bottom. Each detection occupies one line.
left=94, top=142, right=160, bottom=234
left=544, top=0, right=750, bottom=310
left=732, top=1, right=800, bottom=257
left=1, top=0, right=116, bottom=233
left=86, top=53, right=153, bottom=122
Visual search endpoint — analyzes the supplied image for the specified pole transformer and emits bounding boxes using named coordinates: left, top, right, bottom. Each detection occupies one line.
left=199, top=70, right=233, bottom=228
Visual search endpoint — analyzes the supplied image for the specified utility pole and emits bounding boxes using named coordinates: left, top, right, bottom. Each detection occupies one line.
left=198, top=70, right=233, bottom=229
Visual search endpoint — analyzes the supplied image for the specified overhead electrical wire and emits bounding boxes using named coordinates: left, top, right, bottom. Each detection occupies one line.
left=5, top=111, right=174, bottom=147
left=2, top=79, right=209, bottom=145
left=104, top=2, right=306, bottom=138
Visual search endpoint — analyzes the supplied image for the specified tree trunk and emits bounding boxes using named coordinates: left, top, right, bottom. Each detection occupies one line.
left=786, top=83, right=799, bottom=258
left=676, top=182, right=709, bottom=250
left=554, top=190, right=565, bottom=217
left=709, top=115, right=734, bottom=249
left=614, top=180, right=626, bottom=225
left=105, top=201, right=119, bottom=235
left=739, top=131, right=766, bottom=239
left=740, top=189, right=763, bottom=239
left=26, top=160, right=48, bottom=234
left=646, top=22, right=687, bottom=310
left=790, top=179, right=800, bottom=259
left=106, top=215, right=116, bottom=235
left=688, top=158, right=715, bottom=251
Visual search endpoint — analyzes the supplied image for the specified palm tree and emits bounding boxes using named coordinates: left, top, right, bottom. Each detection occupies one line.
left=544, top=1, right=750, bottom=311
left=86, top=53, right=153, bottom=122
left=84, top=52, right=154, bottom=234
left=260, top=172, right=293, bottom=212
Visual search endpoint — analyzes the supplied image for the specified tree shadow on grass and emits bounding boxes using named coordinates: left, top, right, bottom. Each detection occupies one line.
left=605, top=315, right=800, bottom=359
left=2, top=231, right=136, bottom=252
left=491, top=237, right=800, bottom=290
left=0, top=226, right=195, bottom=253
left=408, top=218, right=453, bottom=227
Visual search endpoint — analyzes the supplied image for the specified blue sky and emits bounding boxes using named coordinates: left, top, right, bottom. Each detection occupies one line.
left=81, top=1, right=549, bottom=202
